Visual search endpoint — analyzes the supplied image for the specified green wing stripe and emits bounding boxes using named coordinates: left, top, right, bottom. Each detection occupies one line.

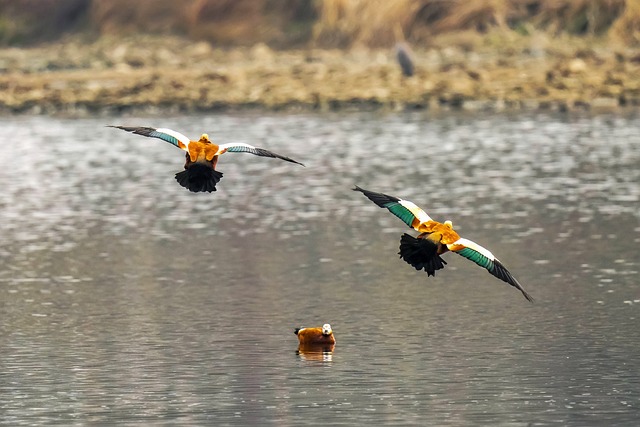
left=225, top=145, right=254, bottom=153
left=354, top=186, right=417, bottom=229
left=456, top=247, right=493, bottom=270
left=108, top=125, right=186, bottom=149
left=149, top=130, right=180, bottom=147
left=385, top=202, right=416, bottom=228
left=456, top=248, right=534, bottom=302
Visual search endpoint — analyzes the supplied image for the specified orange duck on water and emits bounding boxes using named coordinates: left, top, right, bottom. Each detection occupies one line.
left=109, top=126, right=304, bottom=192
left=295, top=323, right=336, bottom=347
left=354, top=186, right=533, bottom=302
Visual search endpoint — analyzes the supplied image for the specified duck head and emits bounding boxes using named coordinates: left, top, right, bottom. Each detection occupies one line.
left=322, top=323, right=333, bottom=336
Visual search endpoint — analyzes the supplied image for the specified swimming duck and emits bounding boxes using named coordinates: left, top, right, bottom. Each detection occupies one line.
left=294, top=323, right=336, bottom=345
left=108, top=125, right=304, bottom=192
left=354, top=186, right=533, bottom=302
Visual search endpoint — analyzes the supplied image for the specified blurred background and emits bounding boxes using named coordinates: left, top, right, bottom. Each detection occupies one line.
left=1, top=0, right=640, bottom=113
left=1, top=0, right=639, bottom=48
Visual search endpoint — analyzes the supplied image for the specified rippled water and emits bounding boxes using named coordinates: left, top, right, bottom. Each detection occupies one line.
left=0, top=111, right=639, bottom=425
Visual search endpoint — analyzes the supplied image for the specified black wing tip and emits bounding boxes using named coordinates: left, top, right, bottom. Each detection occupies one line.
left=274, top=154, right=304, bottom=166
left=107, top=125, right=156, bottom=134
left=492, top=259, right=534, bottom=303
left=353, top=186, right=400, bottom=207
left=272, top=155, right=304, bottom=167
left=252, top=147, right=305, bottom=166
left=521, top=290, right=535, bottom=303
left=276, top=153, right=304, bottom=166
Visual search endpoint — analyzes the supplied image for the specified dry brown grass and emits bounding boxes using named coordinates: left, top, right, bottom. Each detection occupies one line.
left=530, top=0, right=625, bottom=35
left=611, top=0, right=640, bottom=45
left=312, top=0, right=631, bottom=47
left=186, top=0, right=316, bottom=46
left=313, top=0, right=423, bottom=47
left=0, top=0, right=90, bottom=44
left=92, top=0, right=317, bottom=47
left=91, top=0, right=189, bottom=35
left=1, top=0, right=639, bottom=47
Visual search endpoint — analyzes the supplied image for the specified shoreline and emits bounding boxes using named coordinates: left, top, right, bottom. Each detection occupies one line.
left=1, top=35, right=639, bottom=115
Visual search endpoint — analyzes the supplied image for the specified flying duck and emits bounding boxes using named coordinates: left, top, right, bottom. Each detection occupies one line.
left=354, top=186, right=533, bottom=302
left=294, top=323, right=336, bottom=346
left=108, top=125, right=304, bottom=192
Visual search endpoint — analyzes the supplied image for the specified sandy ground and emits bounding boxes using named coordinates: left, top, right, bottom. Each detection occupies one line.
left=1, top=34, right=639, bottom=115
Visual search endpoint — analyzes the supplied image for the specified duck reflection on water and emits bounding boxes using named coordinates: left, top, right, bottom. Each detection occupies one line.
left=294, top=323, right=335, bottom=361
left=296, top=343, right=335, bottom=362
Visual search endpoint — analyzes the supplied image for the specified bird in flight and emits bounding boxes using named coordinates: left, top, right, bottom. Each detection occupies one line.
left=108, top=126, right=304, bottom=193
left=354, top=186, right=533, bottom=302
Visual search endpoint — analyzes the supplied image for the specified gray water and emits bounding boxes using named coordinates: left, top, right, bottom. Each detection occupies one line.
left=0, top=111, right=639, bottom=426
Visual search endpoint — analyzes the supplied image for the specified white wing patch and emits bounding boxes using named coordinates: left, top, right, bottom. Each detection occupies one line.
left=399, top=200, right=432, bottom=225
left=217, top=142, right=257, bottom=154
left=449, top=237, right=497, bottom=261
left=155, top=128, right=191, bottom=150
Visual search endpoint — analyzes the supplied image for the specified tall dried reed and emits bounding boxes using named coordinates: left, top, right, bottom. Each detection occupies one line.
left=312, top=0, right=630, bottom=47
left=0, top=0, right=637, bottom=47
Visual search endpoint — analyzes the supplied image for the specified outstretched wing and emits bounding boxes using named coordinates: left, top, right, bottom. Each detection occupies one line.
left=218, top=142, right=304, bottom=166
left=353, top=186, right=432, bottom=230
left=447, top=237, right=533, bottom=302
left=108, top=125, right=190, bottom=151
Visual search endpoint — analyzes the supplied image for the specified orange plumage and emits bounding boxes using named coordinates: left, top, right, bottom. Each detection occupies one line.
left=294, top=323, right=336, bottom=346
left=108, top=125, right=303, bottom=193
left=354, top=186, right=533, bottom=302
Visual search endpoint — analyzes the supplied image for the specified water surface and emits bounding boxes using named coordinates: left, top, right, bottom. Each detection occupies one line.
left=0, top=111, right=639, bottom=425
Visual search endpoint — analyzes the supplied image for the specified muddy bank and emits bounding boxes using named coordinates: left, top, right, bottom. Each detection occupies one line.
left=1, top=35, right=639, bottom=115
